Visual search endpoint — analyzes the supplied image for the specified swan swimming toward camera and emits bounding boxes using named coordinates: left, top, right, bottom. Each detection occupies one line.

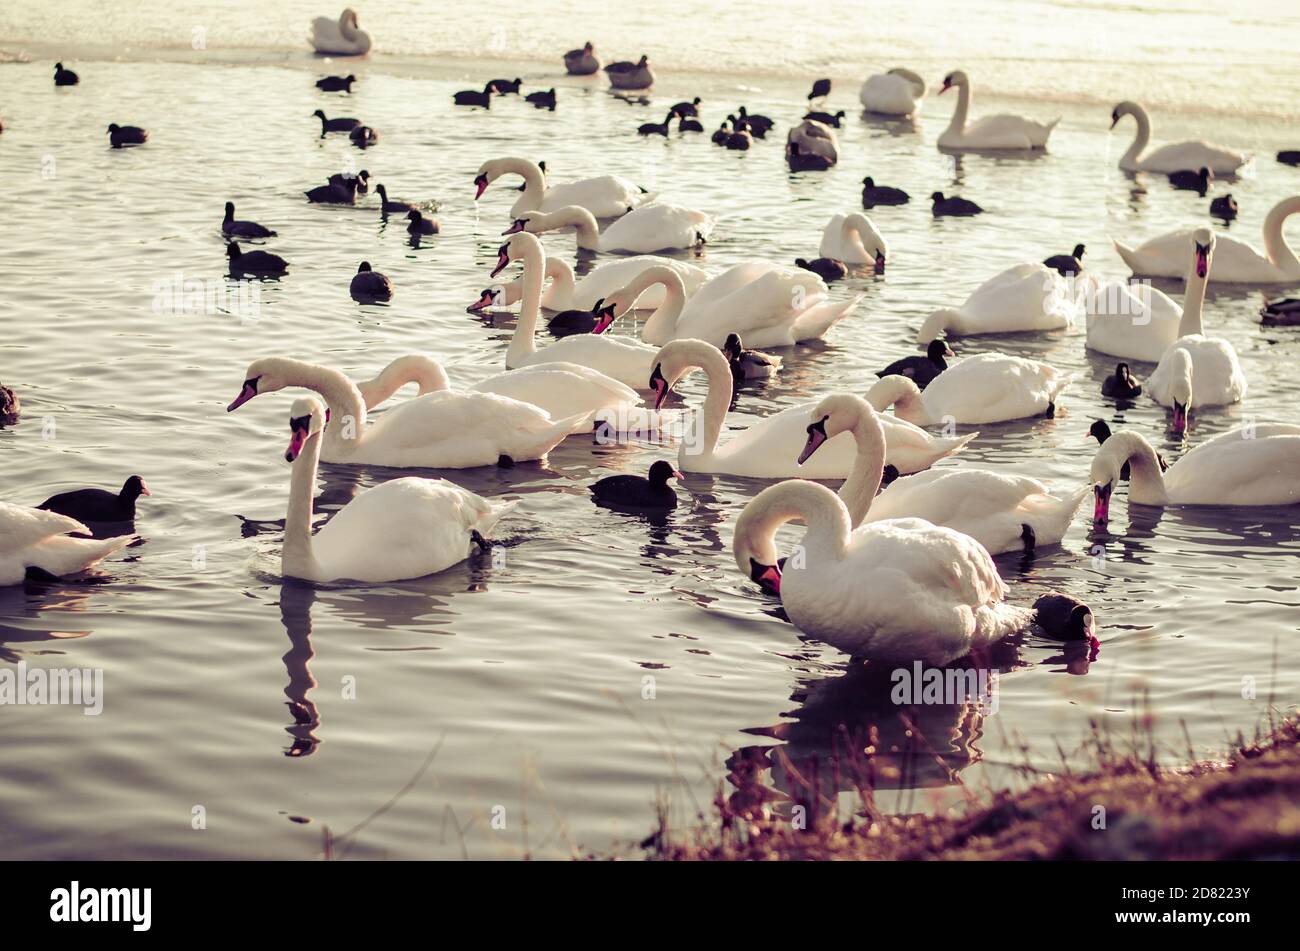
left=310, top=8, right=371, bottom=55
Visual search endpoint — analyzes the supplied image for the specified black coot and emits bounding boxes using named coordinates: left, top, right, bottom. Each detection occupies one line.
left=591, top=461, right=681, bottom=509
left=39, top=476, right=150, bottom=522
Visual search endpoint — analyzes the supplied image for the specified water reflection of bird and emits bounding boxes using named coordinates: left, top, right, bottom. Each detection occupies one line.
left=278, top=582, right=321, bottom=757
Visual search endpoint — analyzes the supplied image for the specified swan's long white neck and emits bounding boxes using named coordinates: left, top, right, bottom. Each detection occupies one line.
left=283, top=428, right=324, bottom=579
left=507, top=238, right=547, bottom=366
left=543, top=256, right=576, bottom=308
left=917, top=309, right=959, bottom=346
left=867, top=374, right=930, bottom=426
left=497, top=158, right=547, bottom=213
left=736, top=480, right=853, bottom=573
left=534, top=207, right=600, bottom=250
left=676, top=343, right=733, bottom=467
left=830, top=401, right=888, bottom=527
left=889, top=68, right=926, bottom=96
left=944, top=80, right=971, bottom=138
left=262, top=359, right=368, bottom=454
left=1178, top=245, right=1213, bottom=337
left=631, top=267, right=688, bottom=345
left=1100, top=431, right=1168, bottom=505
left=354, top=356, right=449, bottom=409
left=1262, top=196, right=1300, bottom=274
left=1119, top=104, right=1152, bottom=168
left=339, top=10, right=359, bottom=41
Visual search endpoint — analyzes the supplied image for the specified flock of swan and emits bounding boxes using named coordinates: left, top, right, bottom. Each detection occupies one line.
left=4, top=11, right=1300, bottom=669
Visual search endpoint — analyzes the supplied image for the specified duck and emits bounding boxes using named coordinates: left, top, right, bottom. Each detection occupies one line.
left=506, top=202, right=712, bottom=254
left=310, top=8, right=371, bottom=55
left=475, top=156, right=654, bottom=219
left=1114, top=195, right=1300, bottom=282
left=228, top=359, right=585, bottom=469
left=405, top=210, right=438, bottom=235
left=1146, top=229, right=1247, bottom=421
left=38, top=476, right=151, bottom=523
left=859, top=68, right=926, bottom=116
left=803, top=109, right=845, bottom=127
left=931, top=192, right=982, bottom=216
left=349, top=262, right=392, bottom=301
left=1031, top=594, right=1098, bottom=646
left=1043, top=243, right=1085, bottom=276
left=0, top=503, right=134, bottom=586
left=819, top=212, right=888, bottom=269
left=107, top=123, right=147, bottom=148
left=312, top=109, right=359, bottom=135
left=1210, top=194, right=1238, bottom=221
left=603, top=261, right=861, bottom=348
left=525, top=88, right=556, bottom=110
left=547, top=299, right=609, bottom=336
left=349, top=124, right=378, bottom=148
left=222, top=202, right=276, bottom=239
left=375, top=184, right=417, bottom=215
left=1089, top=426, right=1300, bottom=524
left=917, top=262, right=1081, bottom=343
left=605, top=55, right=654, bottom=90
left=638, top=109, right=680, bottom=136
left=490, top=234, right=660, bottom=387
left=54, top=62, right=79, bottom=86
left=937, top=70, right=1057, bottom=150
left=732, top=482, right=1031, bottom=664
left=799, top=393, right=1086, bottom=553
left=453, top=82, right=497, bottom=108
left=591, top=461, right=681, bottom=510
left=1169, top=166, right=1212, bottom=195
left=861, top=177, right=910, bottom=207
left=876, top=339, right=953, bottom=390
left=481, top=252, right=708, bottom=314
left=650, top=340, right=973, bottom=477
left=1261, top=297, right=1300, bottom=325
left=316, top=74, right=356, bottom=92
left=227, top=242, right=288, bottom=275
left=1110, top=101, right=1247, bottom=174
left=871, top=354, right=1072, bottom=425
left=724, top=333, right=782, bottom=382
left=1082, top=275, right=1183, bottom=363
left=489, top=77, right=522, bottom=95
left=1101, top=362, right=1143, bottom=400
left=678, top=116, right=704, bottom=133
left=795, top=258, right=847, bottom=282
left=279, top=397, right=515, bottom=583
left=0, top=383, right=18, bottom=426
left=807, top=78, right=832, bottom=101
left=564, top=42, right=601, bottom=76
left=786, top=120, right=838, bottom=168
left=736, top=107, right=773, bottom=137
left=1088, top=420, right=1167, bottom=482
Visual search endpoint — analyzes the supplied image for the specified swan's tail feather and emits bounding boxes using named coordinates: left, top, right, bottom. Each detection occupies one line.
left=977, top=602, right=1036, bottom=643
left=476, top=499, right=520, bottom=538
left=791, top=294, right=865, bottom=343
left=1024, top=486, right=1090, bottom=544
left=531, top=411, right=595, bottom=455
left=935, top=431, right=978, bottom=456
left=1112, top=238, right=1140, bottom=273
left=29, top=534, right=134, bottom=578
left=1046, top=371, right=1075, bottom=404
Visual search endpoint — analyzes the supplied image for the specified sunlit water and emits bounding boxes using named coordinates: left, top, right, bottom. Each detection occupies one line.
left=1, top=2, right=1298, bottom=859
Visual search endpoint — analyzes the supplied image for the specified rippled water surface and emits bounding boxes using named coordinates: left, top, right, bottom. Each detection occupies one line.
left=1, top=6, right=1299, bottom=859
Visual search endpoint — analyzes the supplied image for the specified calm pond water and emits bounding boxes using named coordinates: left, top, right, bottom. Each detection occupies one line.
left=1, top=2, right=1298, bottom=859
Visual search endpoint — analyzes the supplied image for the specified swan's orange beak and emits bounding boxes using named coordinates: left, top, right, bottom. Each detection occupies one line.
left=650, top=364, right=670, bottom=410
left=1092, top=483, right=1112, bottom=525
left=799, top=418, right=829, bottom=465
left=474, top=174, right=489, bottom=200
left=591, top=304, right=616, bottom=334
left=490, top=246, right=512, bottom=278
left=227, top=380, right=257, bottom=412
left=749, top=558, right=781, bottom=596
left=285, top=416, right=311, bottom=463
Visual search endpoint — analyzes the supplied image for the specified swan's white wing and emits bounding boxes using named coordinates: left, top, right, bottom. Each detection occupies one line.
left=472, top=363, right=637, bottom=421
left=674, top=269, right=824, bottom=346
left=1138, top=141, right=1247, bottom=175
left=600, top=204, right=712, bottom=253
left=0, top=502, right=89, bottom=553
left=962, top=263, right=1076, bottom=328
left=571, top=256, right=709, bottom=311
left=1148, top=335, right=1247, bottom=406
left=922, top=353, right=1068, bottom=423
left=1166, top=433, right=1300, bottom=505
left=541, top=176, right=651, bottom=219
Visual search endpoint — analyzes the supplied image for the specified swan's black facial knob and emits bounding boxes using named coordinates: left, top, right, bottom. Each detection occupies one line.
left=502, top=218, right=527, bottom=236
left=1194, top=240, right=1210, bottom=278
left=473, top=173, right=489, bottom=199
left=285, top=414, right=312, bottom=462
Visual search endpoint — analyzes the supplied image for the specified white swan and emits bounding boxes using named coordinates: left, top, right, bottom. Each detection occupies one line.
left=787, top=120, right=838, bottom=163
left=800, top=393, right=1086, bottom=554
left=474, top=157, right=656, bottom=219
left=604, top=262, right=862, bottom=348
left=226, top=357, right=583, bottom=468
left=481, top=254, right=708, bottom=312
left=859, top=68, right=926, bottom=117
left=1110, top=101, right=1248, bottom=175
left=0, top=502, right=133, bottom=586
left=917, top=263, right=1082, bottom=343
left=1147, top=230, right=1248, bottom=415
left=493, top=233, right=660, bottom=387
left=507, top=203, right=713, bottom=254
left=280, top=397, right=516, bottom=583
left=818, top=213, right=888, bottom=267
left=310, top=8, right=371, bottom=55
left=733, top=483, right=1031, bottom=665
left=1082, top=276, right=1182, bottom=364
left=651, top=340, right=974, bottom=477
left=870, top=355, right=1073, bottom=425
left=937, top=70, right=1058, bottom=150
left=1114, top=195, right=1300, bottom=283
left=1090, top=427, right=1300, bottom=523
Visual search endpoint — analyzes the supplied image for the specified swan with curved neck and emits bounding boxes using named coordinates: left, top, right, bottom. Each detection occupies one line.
left=505, top=203, right=712, bottom=254
left=870, top=351, right=1072, bottom=425
left=859, top=67, right=926, bottom=116
left=474, top=254, right=706, bottom=313
left=1089, top=426, right=1300, bottom=523
left=800, top=393, right=1086, bottom=553
left=1115, top=195, right=1300, bottom=283
left=818, top=213, right=888, bottom=268
left=280, top=396, right=517, bottom=583
left=310, top=8, right=371, bottom=55
left=937, top=69, right=1058, bottom=150
left=917, top=262, right=1080, bottom=343
left=733, top=411, right=1032, bottom=665
left=1110, top=101, right=1248, bottom=174
left=649, top=340, right=974, bottom=477
left=474, top=157, right=654, bottom=220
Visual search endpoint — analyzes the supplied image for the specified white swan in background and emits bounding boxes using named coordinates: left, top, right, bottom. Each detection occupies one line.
left=651, top=340, right=974, bottom=477
left=1147, top=230, right=1248, bottom=414
left=493, top=233, right=660, bottom=387
left=508, top=203, right=713, bottom=254
left=480, top=254, right=708, bottom=312
left=819, top=213, right=888, bottom=267
left=859, top=68, right=926, bottom=116
left=1083, top=276, right=1182, bottom=363
left=733, top=462, right=1031, bottom=664
left=800, top=393, right=1087, bottom=553
left=604, top=262, right=862, bottom=348
left=1114, top=196, right=1300, bottom=283
left=0, top=502, right=134, bottom=586
left=871, top=355, right=1073, bottom=425
left=474, top=157, right=656, bottom=219
left=1110, top=101, right=1248, bottom=175
left=310, top=8, right=371, bottom=55
left=937, top=70, right=1058, bottom=150
left=1089, top=426, right=1300, bottom=523
left=787, top=120, right=838, bottom=163
left=225, top=356, right=583, bottom=468
left=280, top=396, right=516, bottom=583
left=917, top=263, right=1081, bottom=343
